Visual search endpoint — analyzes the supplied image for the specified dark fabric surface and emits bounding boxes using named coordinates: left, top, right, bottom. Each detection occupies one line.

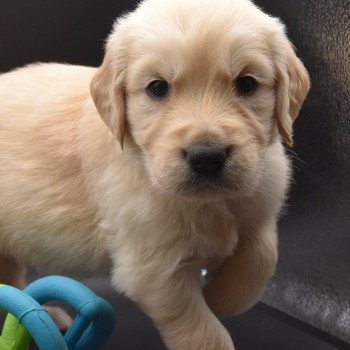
left=1, top=0, right=349, bottom=347
left=0, top=0, right=138, bottom=72
left=254, top=0, right=350, bottom=342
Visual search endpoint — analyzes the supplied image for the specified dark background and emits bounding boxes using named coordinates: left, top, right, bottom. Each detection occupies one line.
left=1, top=0, right=349, bottom=349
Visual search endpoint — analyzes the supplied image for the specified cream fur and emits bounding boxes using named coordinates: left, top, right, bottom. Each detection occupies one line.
left=0, top=0, right=309, bottom=349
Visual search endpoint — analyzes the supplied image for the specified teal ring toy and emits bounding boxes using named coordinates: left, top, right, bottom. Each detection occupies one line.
left=0, top=276, right=116, bottom=350
left=0, top=284, right=67, bottom=349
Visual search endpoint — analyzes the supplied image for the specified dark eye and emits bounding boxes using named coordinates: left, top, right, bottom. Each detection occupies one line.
left=147, top=80, right=169, bottom=98
left=235, top=76, right=257, bottom=95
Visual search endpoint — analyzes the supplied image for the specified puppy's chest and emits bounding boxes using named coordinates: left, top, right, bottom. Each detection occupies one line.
left=181, top=206, right=238, bottom=260
left=111, top=196, right=239, bottom=262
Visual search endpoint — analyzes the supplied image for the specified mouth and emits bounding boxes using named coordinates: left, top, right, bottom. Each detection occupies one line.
left=175, top=174, right=236, bottom=194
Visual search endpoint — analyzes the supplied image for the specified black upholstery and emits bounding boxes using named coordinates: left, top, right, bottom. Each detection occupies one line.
left=1, top=0, right=349, bottom=349
left=255, top=0, right=350, bottom=344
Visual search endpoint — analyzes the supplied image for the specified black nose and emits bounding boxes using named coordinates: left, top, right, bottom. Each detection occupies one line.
left=185, top=143, right=228, bottom=177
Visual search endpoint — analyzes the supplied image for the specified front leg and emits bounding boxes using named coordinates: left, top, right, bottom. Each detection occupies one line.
left=112, top=257, right=234, bottom=350
left=204, top=220, right=278, bottom=317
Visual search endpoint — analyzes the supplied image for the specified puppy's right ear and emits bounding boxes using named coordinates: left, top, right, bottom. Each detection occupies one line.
left=90, top=44, right=127, bottom=148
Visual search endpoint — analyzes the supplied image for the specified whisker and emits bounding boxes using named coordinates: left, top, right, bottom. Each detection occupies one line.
left=285, top=149, right=308, bottom=166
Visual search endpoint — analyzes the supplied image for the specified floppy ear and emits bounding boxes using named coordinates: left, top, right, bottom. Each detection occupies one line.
left=90, top=44, right=127, bottom=148
left=275, top=45, right=310, bottom=145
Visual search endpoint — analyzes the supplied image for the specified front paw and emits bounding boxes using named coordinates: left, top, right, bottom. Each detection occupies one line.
left=44, top=305, right=73, bottom=331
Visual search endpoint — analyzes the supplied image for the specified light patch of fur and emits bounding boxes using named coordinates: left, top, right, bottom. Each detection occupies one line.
left=0, top=64, right=110, bottom=274
left=0, top=0, right=309, bottom=349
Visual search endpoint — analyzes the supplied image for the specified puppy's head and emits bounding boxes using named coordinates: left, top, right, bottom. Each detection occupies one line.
left=90, top=0, right=310, bottom=198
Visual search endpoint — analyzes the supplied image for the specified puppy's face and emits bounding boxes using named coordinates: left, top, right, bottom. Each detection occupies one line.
left=126, top=29, right=274, bottom=197
left=91, top=0, right=310, bottom=198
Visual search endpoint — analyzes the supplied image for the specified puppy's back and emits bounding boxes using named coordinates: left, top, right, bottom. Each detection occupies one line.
left=0, top=63, right=109, bottom=273
left=0, top=63, right=95, bottom=123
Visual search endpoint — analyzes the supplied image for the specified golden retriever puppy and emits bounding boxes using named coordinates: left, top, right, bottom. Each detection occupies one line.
left=0, top=0, right=309, bottom=348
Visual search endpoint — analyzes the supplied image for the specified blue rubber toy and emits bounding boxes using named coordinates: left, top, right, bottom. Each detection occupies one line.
left=0, top=276, right=116, bottom=350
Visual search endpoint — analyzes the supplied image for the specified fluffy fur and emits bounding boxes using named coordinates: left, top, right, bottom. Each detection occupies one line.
left=0, top=0, right=309, bottom=349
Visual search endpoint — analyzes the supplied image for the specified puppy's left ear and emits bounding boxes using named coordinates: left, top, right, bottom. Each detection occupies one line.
left=275, top=44, right=310, bottom=146
left=90, top=40, right=127, bottom=148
